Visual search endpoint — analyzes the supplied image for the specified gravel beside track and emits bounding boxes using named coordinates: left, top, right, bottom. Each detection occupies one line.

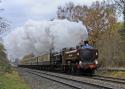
left=18, top=68, right=76, bottom=89
left=18, top=68, right=125, bottom=89
left=18, top=68, right=108, bottom=89
left=31, top=69, right=125, bottom=89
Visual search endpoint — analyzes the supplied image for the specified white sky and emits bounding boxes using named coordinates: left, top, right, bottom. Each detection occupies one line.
left=0, top=0, right=121, bottom=29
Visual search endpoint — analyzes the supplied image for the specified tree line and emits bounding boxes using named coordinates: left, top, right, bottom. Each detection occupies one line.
left=0, top=1, right=10, bottom=73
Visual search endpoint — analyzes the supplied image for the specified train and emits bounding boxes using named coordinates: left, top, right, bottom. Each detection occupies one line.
left=18, top=46, right=98, bottom=75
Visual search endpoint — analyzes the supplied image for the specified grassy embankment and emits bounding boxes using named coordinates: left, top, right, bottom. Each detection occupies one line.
left=97, top=71, right=125, bottom=78
left=0, top=70, right=30, bottom=89
left=0, top=43, right=29, bottom=89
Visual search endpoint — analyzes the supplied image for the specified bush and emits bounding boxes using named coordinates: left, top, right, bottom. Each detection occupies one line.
left=96, top=24, right=125, bottom=67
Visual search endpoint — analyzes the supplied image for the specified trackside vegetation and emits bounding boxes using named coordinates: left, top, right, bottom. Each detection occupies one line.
left=0, top=43, right=30, bottom=89
left=97, top=71, right=125, bottom=78
left=0, top=70, right=30, bottom=89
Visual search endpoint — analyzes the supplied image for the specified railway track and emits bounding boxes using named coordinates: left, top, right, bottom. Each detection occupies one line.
left=31, top=68, right=125, bottom=85
left=19, top=68, right=125, bottom=89
left=92, top=75, right=125, bottom=84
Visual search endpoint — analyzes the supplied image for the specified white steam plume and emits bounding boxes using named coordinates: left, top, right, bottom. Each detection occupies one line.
left=3, top=19, right=88, bottom=60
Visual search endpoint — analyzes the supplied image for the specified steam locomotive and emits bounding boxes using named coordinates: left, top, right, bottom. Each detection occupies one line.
left=19, top=47, right=98, bottom=75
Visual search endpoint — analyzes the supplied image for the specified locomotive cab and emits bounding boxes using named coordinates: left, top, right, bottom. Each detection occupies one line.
left=62, top=47, right=80, bottom=64
left=50, top=52, right=62, bottom=65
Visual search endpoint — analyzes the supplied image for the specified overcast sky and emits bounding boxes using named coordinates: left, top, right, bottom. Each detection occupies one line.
left=0, top=0, right=115, bottom=29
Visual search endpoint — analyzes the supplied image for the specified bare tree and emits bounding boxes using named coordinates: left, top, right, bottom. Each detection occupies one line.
left=0, top=1, right=10, bottom=72
left=112, top=0, right=125, bottom=29
left=57, top=2, right=75, bottom=21
left=0, top=17, right=9, bottom=34
left=0, top=1, right=9, bottom=35
left=113, top=0, right=124, bottom=10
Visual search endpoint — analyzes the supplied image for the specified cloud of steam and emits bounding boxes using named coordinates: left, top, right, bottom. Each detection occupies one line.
left=3, top=19, right=88, bottom=60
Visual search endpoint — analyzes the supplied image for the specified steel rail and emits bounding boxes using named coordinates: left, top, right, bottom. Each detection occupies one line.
left=21, top=68, right=113, bottom=89
left=92, top=75, right=125, bottom=84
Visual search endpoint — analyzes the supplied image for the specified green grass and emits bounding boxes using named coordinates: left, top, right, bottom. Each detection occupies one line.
left=97, top=71, right=125, bottom=78
left=0, top=70, right=30, bottom=89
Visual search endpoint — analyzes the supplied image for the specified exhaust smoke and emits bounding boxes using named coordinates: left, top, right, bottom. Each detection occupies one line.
left=3, top=19, right=88, bottom=60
